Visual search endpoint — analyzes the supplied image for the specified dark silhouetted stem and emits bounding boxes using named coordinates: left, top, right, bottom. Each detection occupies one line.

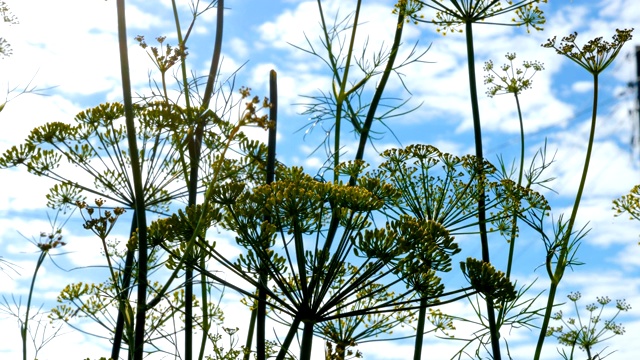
left=463, top=20, right=500, bottom=360
left=275, top=317, right=301, bottom=360
left=413, top=299, right=428, bottom=360
left=115, top=1, right=149, bottom=359
left=299, top=320, right=315, bottom=360
left=111, top=213, right=138, bottom=360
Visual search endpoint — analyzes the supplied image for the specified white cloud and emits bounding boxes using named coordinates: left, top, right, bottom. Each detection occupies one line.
left=572, top=80, right=594, bottom=93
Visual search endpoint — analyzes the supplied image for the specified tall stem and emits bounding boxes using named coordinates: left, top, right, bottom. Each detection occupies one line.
left=169, top=4, right=196, bottom=357
left=275, top=317, right=302, bottom=360
left=534, top=74, right=600, bottom=360
left=299, top=320, right=315, bottom=360
left=197, top=253, right=209, bottom=360
left=256, top=70, right=278, bottom=360
left=505, top=92, right=525, bottom=281
left=316, top=0, right=361, bottom=181
left=22, top=252, right=46, bottom=360
left=463, top=20, right=500, bottom=360
left=412, top=299, right=428, bottom=360
left=352, top=5, right=405, bottom=167
left=534, top=281, right=558, bottom=360
left=111, top=213, right=138, bottom=360
left=243, top=302, right=258, bottom=360
left=498, top=93, right=525, bottom=326
left=115, top=1, right=149, bottom=359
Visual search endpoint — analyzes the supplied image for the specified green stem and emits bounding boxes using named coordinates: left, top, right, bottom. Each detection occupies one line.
left=254, top=69, right=278, bottom=360
left=198, top=254, right=209, bottom=360
left=171, top=3, right=195, bottom=358
left=499, top=93, right=525, bottom=325
left=115, top=1, right=149, bottom=359
left=505, top=92, right=525, bottom=281
left=172, top=0, right=192, bottom=111
left=316, top=0, right=361, bottom=181
left=201, top=0, right=224, bottom=110
left=352, top=4, right=405, bottom=168
left=111, top=213, right=138, bottom=360
left=185, top=266, right=194, bottom=360
left=586, top=341, right=593, bottom=360
left=534, top=73, right=600, bottom=360
left=413, top=299, right=428, bottom=360
left=463, top=20, right=501, bottom=360
left=197, top=3, right=224, bottom=358
left=533, top=281, right=558, bottom=360
left=464, top=22, right=489, bottom=262
left=564, top=76, right=598, bottom=243
left=146, top=122, right=243, bottom=309
left=299, top=320, right=315, bottom=360
left=243, top=300, right=258, bottom=360
left=275, top=317, right=302, bottom=360
left=22, top=251, right=46, bottom=360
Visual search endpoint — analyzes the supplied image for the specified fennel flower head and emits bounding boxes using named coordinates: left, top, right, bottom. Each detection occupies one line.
left=400, top=0, right=547, bottom=35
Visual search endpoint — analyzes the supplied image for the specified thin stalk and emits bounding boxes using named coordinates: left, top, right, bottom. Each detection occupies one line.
left=169, top=3, right=196, bottom=356
left=197, top=253, right=209, bottom=360
left=115, top=1, right=149, bottom=359
left=352, top=3, right=405, bottom=167
left=316, top=0, right=361, bottom=181
left=201, top=0, right=224, bottom=110
left=185, top=266, right=194, bottom=360
left=169, top=1, right=225, bottom=358
left=412, top=299, right=428, bottom=360
left=275, top=317, right=302, bottom=360
left=534, top=74, right=600, bottom=360
left=243, top=301, right=258, bottom=360
left=245, top=70, right=278, bottom=360
left=464, top=22, right=489, bottom=264
left=255, top=69, right=278, bottom=360
left=111, top=213, right=138, bottom=360
left=171, top=0, right=192, bottom=111
left=22, top=251, right=46, bottom=360
left=498, top=93, right=525, bottom=326
left=463, top=21, right=500, bottom=360
left=505, top=92, right=525, bottom=280
left=197, top=2, right=224, bottom=358
left=534, top=281, right=558, bottom=360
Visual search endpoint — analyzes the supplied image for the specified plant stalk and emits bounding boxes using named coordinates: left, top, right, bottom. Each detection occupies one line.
left=115, top=1, right=150, bottom=359
left=413, top=298, right=428, bottom=360
left=21, top=251, right=46, bottom=360
left=352, top=3, right=406, bottom=168
left=534, top=74, right=600, bottom=360
left=463, top=20, right=501, bottom=360
left=111, top=213, right=138, bottom=360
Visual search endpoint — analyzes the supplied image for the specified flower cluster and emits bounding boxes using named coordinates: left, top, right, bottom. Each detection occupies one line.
left=76, top=199, right=126, bottom=240
left=36, top=229, right=66, bottom=252
left=484, top=52, right=544, bottom=97
left=460, top=257, right=516, bottom=302
left=548, top=291, right=631, bottom=357
left=542, top=28, right=634, bottom=75
left=613, top=184, right=640, bottom=229
left=239, top=87, right=272, bottom=130
left=393, top=0, right=425, bottom=25
left=134, top=35, right=187, bottom=75
left=408, top=0, right=548, bottom=36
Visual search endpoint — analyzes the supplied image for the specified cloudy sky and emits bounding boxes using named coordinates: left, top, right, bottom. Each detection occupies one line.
left=1, top=0, right=640, bottom=359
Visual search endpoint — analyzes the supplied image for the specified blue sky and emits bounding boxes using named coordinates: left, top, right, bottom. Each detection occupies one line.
left=1, top=0, right=640, bottom=359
